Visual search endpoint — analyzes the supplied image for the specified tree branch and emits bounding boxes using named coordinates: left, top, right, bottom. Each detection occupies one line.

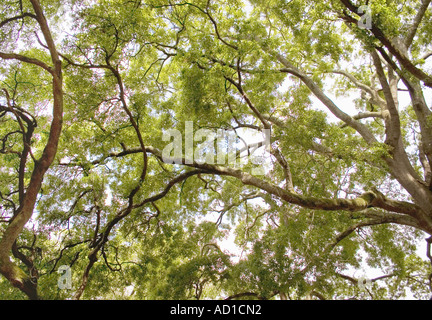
left=340, top=0, right=432, bottom=88
left=61, top=145, right=423, bottom=220
left=405, top=0, right=432, bottom=48
left=371, top=50, right=401, bottom=148
left=275, top=55, right=377, bottom=144
left=0, top=52, right=53, bottom=74
left=0, top=13, right=37, bottom=29
left=0, top=0, right=63, bottom=300
left=73, top=169, right=204, bottom=299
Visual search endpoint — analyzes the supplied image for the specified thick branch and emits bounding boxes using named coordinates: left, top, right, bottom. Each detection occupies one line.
left=275, top=55, right=377, bottom=144
left=401, top=76, right=432, bottom=178
left=0, top=52, right=53, bottom=74
left=371, top=50, right=401, bottom=147
left=0, top=0, right=63, bottom=300
left=405, top=0, right=432, bottom=48
left=63, top=145, right=423, bottom=219
left=0, top=13, right=37, bottom=29
left=340, top=0, right=432, bottom=88
left=271, top=147, right=294, bottom=192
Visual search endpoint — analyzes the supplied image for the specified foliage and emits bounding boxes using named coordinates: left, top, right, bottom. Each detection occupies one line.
left=1, top=0, right=432, bottom=300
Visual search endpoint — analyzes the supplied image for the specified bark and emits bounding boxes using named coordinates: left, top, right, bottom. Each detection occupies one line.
left=68, top=141, right=432, bottom=234
left=340, top=0, right=432, bottom=88
left=259, top=44, right=432, bottom=234
left=405, top=0, right=432, bottom=47
left=0, top=258, right=39, bottom=300
left=73, top=169, right=204, bottom=299
left=277, top=59, right=377, bottom=145
left=0, top=0, right=63, bottom=300
left=86, top=145, right=429, bottom=231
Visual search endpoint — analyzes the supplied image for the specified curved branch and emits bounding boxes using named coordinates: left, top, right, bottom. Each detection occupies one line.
left=329, top=70, right=376, bottom=97
left=275, top=56, right=377, bottom=144
left=0, top=13, right=37, bottom=29
left=340, top=0, right=432, bottom=88
left=73, top=168, right=204, bottom=299
left=0, top=52, right=53, bottom=74
left=63, top=145, right=423, bottom=219
left=405, top=0, right=432, bottom=48
left=0, top=0, right=63, bottom=300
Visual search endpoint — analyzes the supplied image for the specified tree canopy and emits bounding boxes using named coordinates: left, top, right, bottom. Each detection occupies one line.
left=1, top=0, right=432, bottom=300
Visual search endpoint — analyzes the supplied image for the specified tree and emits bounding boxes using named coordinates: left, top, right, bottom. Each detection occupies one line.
left=1, top=0, right=432, bottom=300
